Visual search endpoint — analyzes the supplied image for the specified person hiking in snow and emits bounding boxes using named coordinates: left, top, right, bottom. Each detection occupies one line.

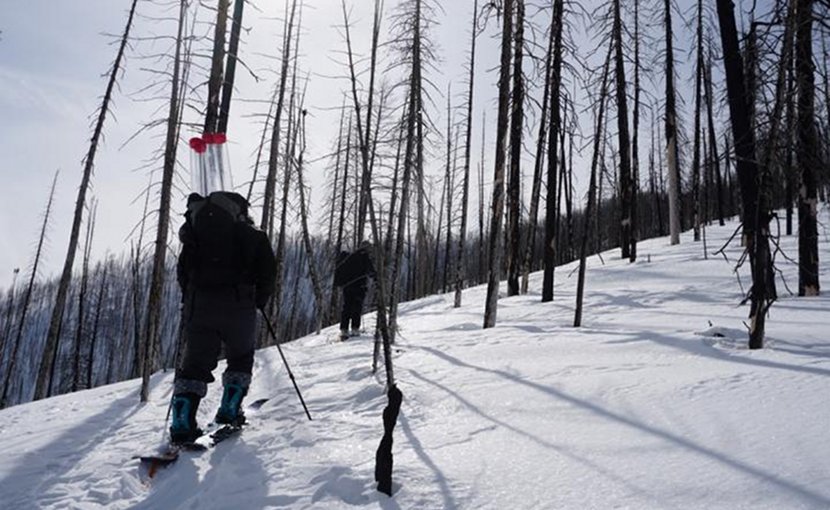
left=169, top=190, right=276, bottom=444
left=333, top=240, right=376, bottom=341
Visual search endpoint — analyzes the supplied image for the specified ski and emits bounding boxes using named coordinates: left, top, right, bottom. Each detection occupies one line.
left=136, top=398, right=269, bottom=479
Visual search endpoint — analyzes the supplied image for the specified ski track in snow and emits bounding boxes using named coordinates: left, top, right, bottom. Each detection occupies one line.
left=0, top=215, right=829, bottom=509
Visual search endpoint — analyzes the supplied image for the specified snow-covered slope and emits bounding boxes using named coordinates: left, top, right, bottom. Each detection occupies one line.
left=1, top=216, right=828, bottom=510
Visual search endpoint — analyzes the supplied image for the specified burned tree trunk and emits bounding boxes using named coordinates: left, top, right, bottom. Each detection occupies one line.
left=140, top=0, right=187, bottom=402
left=663, top=0, right=681, bottom=245
left=521, top=0, right=554, bottom=294
left=506, top=0, right=524, bottom=297
left=36, top=0, right=139, bottom=401
left=296, top=109, right=326, bottom=333
left=204, top=0, right=229, bottom=133
left=795, top=0, right=820, bottom=296
left=612, top=0, right=633, bottom=259
left=217, top=0, right=245, bottom=134
left=261, top=0, right=298, bottom=237
left=453, top=0, right=478, bottom=308
left=575, top=45, right=612, bottom=328
left=483, top=0, right=514, bottom=328
left=691, top=0, right=704, bottom=242
left=2, top=172, right=58, bottom=408
left=541, top=0, right=565, bottom=303
left=715, top=0, right=775, bottom=349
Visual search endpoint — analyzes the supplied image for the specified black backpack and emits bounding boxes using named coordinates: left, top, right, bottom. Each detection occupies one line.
left=183, top=191, right=251, bottom=287
left=333, top=251, right=351, bottom=287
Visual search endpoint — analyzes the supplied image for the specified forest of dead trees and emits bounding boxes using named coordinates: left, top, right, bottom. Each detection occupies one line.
left=0, top=0, right=828, bottom=408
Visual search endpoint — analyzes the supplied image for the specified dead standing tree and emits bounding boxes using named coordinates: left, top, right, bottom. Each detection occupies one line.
left=452, top=0, right=479, bottom=309
left=264, top=0, right=302, bottom=344
left=520, top=0, right=554, bottom=295
left=795, top=0, right=820, bottom=296
left=35, top=0, right=139, bottom=401
left=72, top=201, right=97, bottom=392
left=1, top=173, right=58, bottom=408
left=542, top=0, right=565, bottom=303
left=483, top=0, right=514, bottom=328
left=261, top=0, right=299, bottom=237
left=295, top=105, right=326, bottom=334
left=204, top=0, right=229, bottom=133
left=506, top=0, right=524, bottom=297
left=663, top=0, right=682, bottom=246
left=715, top=0, right=776, bottom=349
left=611, top=0, right=634, bottom=260
left=575, top=44, right=613, bottom=328
left=140, top=0, right=188, bottom=402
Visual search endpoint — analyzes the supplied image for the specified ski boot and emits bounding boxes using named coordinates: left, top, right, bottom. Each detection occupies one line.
left=170, top=393, right=203, bottom=444
left=340, top=328, right=350, bottom=341
left=350, top=327, right=361, bottom=338
left=215, top=382, right=248, bottom=426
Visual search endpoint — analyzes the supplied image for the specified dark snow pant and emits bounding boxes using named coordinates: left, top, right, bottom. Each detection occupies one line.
left=340, top=284, right=367, bottom=332
left=175, top=285, right=256, bottom=398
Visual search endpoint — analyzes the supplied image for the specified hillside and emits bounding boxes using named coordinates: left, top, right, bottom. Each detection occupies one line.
left=0, top=215, right=828, bottom=510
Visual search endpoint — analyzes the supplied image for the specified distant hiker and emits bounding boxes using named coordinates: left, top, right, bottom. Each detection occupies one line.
left=333, top=241, right=376, bottom=341
left=169, top=191, right=276, bottom=444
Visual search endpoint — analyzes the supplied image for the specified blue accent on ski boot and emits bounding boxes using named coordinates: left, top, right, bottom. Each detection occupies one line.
left=170, top=393, right=203, bottom=444
left=215, top=383, right=247, bottom=426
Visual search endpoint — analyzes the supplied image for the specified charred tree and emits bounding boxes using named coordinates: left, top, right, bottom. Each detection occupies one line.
left=261, top=0, right=298, bottom=237
left=663, top=0, right=681, bottom=245
left=35, top=0, right=139, bottom=401
left=521, top=0, right=555, bottom=294
left=715, top=0, right=775, bottom=349
left=2, top=172, right=58, bottom=408
left=204, top=0, right=229, bottom=133
left=506, top=0, right=524, bottom=297
left=542, top=0, right=565, bottom=303
left=575, top=46, right=612, bottom=328
left=691, top=0, right=704, bottom=242
left=453, top=0, right=478, bottom=308
left=483, top=0, right=514, bottom=327
left=612, top=0, right=633, bottom=259
left=217, top=0, right=245, bottom=134
left=140, top=0, right=187, bottom=402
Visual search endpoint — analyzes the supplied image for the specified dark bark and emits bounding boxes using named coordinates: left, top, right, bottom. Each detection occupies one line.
left=217, top=0, right=245, bottom=134
left=87, top=262, right=109, bottom=389
left=575, top=45, right=612, bottom=328
left=204, top=0, right=229, bottom=133
left=506, top=0, right=524, bottom=297
left=795, top=0, right=820, bottom=296
left=483, top=0, right=513, bottom=328
left=663, top=0, right=681, bottom=245
left=704, top=42, right=726, bottom=227
left=261, top=0, right=298, bottom=237
left=691, top=0, right=704, bottom=241
left=715, top=0, right=775, bottom=349
left=612, top=0, right=633, bottom=259
left=454, top=0, right=478, bottom=308
left=2, top=172, right=58, bottom=408
left=140, top=0, right=187, bottom=401
left=521, top=0, right=554, bottom=295
left=35, top=0, right=139, bottom=401
left=541, top=0, right=564, bottom=302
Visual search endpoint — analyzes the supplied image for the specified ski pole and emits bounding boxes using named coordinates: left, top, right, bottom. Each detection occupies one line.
left=259, top=309, right=313, bottom=421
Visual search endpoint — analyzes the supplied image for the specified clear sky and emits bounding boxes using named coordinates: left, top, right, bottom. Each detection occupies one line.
left=0, top=0, right=504, bottom=285
left=0, top=0, right=757, bottom=288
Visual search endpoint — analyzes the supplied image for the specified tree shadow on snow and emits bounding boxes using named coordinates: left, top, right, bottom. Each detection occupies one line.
left=416, top=346, right=830, bottom=508
left=405, top=369, right=664, bottom=506
left=0, top=385, right=150, bottom=507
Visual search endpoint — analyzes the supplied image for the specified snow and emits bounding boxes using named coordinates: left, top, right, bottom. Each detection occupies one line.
left=1, top=216, right=828, bottom=509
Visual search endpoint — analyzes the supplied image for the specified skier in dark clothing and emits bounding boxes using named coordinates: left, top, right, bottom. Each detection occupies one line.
left=169, top=191, right=276, bottom=444
left=334, top=241, right=376, bottom=341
